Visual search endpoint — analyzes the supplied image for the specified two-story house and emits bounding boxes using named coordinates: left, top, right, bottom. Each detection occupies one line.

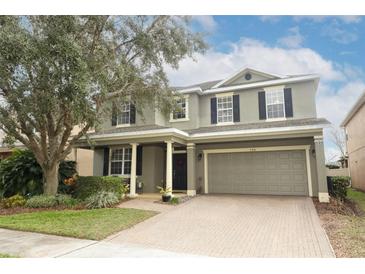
left=76, top=67, right=330, bottom=202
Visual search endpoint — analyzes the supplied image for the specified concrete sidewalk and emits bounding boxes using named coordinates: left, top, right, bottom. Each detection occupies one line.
left=0, top=228, right=198, bottom=258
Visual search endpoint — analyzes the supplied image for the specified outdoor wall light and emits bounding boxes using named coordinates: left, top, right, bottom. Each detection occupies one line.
left=198, top=152, right=203, bottom=161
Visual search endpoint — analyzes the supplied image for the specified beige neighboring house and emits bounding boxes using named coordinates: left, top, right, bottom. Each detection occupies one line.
left=0, top=128, right=93, bottom=176
left=341, top=90, right=365, bottom=191
left=75, top=67, right=331, bottom=202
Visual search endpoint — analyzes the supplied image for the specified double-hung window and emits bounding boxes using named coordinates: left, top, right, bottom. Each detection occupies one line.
left=117, top=103, right=130, bottom=125
left=266, top=89, right=285, bottom=119
left=173, top=98, right=187, bottom=119
left=110, top=148, right=132, bottom=175
left=217, top=95, right=233, bottom=123
left=170, top=96, right=189, bottom=122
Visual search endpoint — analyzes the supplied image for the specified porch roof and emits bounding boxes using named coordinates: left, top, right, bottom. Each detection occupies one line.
left=76, top=118, right=330, bottom=147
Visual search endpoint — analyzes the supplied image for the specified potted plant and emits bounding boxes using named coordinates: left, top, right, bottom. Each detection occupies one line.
left=157, top=186, right=172, bottom=202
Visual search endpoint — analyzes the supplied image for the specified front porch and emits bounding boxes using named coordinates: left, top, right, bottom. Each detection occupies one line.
left=125, top=141, right=197, bottom=197
left=79, top=137, right=197, bottom=198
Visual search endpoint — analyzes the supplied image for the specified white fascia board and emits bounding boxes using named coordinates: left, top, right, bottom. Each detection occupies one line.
left=82, top=122, right=328, bottom=143
left=87, top=128, right=189, bottom=141
left=189, top=124, right=328, bottom=140
left=205, top=75, right=320, bottom=95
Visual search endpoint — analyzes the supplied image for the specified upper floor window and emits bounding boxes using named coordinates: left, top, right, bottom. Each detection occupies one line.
left=110, top=147, right=131, bottom=175
left=217, top=95, right=233, bottom=123
left=266, top=89, right=285, bottom=119
left=170, top=96, right=189, bottom=122
left=118, top=102, right=130, bottom=125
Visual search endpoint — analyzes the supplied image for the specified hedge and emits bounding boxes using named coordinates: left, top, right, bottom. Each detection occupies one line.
left=328, top=176, right=351, bottom=201
left=73, top=176, right=128, bottom=200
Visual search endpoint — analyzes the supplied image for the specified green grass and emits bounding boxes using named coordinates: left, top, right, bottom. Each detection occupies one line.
left=0, top=253, right=18, bottom=258
left=347, top=188, right=365, bottom=212
left=0, top=208, right=157, bottom=240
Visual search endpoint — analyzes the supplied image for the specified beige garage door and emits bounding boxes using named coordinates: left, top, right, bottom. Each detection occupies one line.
left=208, top=150, right=308, bottom=196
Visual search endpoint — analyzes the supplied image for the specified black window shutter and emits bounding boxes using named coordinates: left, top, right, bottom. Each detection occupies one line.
left=130, top=103, right=136, bottom=124
left=111, top=105, right=117, bottom=126
left=136, top=146, right=143, bottom=176
left=103, top=147, right=109, bottom=176
left=284, top=88, right=293, bottom=118
left=258, top=91, right=266, bottom=120
left=210, top=97, right=217, bottom=124
left=233, top=94, right=240, bottom=122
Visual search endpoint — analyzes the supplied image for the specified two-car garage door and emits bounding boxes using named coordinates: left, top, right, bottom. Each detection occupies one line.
left=207, top=150, right=309, bottom=196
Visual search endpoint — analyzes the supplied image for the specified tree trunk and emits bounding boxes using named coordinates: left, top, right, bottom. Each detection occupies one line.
left=43, top=163, right=60, bottom=195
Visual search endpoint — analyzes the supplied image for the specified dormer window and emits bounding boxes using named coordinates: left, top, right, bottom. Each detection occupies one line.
left=217, top=95, right=233, bottom=123
left=170, top=96, right=189, bottom=122
left=265, top=89, right=285, bottom=119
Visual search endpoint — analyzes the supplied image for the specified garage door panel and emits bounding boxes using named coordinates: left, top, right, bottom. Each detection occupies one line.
left=208, top=150, right=308, bottom=196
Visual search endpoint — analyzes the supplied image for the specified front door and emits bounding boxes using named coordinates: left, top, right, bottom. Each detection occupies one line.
left=173, top=153, right=187, bottom=191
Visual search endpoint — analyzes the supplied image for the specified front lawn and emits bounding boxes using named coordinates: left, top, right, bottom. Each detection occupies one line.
left=0, top=253, right=18, bottom=258
left=0, top=208, right=157, bottom=240
left=347, top=188, right=365, bottom=212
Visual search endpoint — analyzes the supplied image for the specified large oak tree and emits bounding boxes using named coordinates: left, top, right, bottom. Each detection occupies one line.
left=0, top=16, right=206, bottom=194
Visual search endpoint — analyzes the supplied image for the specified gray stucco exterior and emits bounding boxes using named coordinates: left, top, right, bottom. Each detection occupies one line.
left=78, top=68, right=329, bottom=201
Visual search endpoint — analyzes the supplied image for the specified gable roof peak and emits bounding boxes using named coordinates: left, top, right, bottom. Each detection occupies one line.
left=211, top=67, right=286, bottom=89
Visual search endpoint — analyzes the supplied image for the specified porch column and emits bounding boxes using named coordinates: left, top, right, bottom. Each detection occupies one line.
left=314, top=136, right=329, bottom=203
left=129, top=143, right=138, bottom=197
left=165, top=140, right=173, bottom=195
left=187, top=143, right=196, bottom=196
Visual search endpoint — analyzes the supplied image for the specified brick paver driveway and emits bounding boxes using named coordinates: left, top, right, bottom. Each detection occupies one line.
left=111, top=195, right=334, bottom=257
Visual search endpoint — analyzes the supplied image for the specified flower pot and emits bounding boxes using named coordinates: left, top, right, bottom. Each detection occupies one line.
left=162, top=195, right=171, bottom=202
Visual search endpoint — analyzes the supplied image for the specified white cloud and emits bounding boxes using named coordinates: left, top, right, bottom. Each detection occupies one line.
left=278, top=26, right=304, bottom=48
left=166, top=37, right=343, bottom=87
left=293, top=16, right=362, bottom=24
left=322, top=24, right=358, bottom=44
left=259, top=16, right=281, bottom=23
left=317, top=81, right=365, bottom=125
left=193, top=16, right=217, bottom=32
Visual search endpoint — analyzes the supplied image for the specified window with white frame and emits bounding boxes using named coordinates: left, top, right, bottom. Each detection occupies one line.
left=172, top=97, right=187, bottom=120
left=217, top=95, right=233, bottom=123
left=110, top=148, right=132, bottom=175
left=266, top=89, right=285, bottom=119
left=117, top=103, right=130, bottom=125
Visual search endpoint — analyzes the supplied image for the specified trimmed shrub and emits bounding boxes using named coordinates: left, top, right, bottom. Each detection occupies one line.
left=25, top=195, right=58, bottom=208
left=0, top=194, right=26, bottom=208
left=0, top=149, right=77, bottom=197
left=74, top=176, right=128, bottom=200
left=329, top=176, right=351, bottom=201
left=85, top=191, right=119, bottom=209
left=55, top=194, right=79, bottom=207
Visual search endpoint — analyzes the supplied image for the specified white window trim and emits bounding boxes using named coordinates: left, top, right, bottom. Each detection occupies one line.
left=170, top=95, right=189, bottom=122
left=264, top=86, right=286, bottom=121
left=116, top=102, right=131, bottom=127
left=216, top=93, right=234, bottom=124
left=109, top=147, right=132, bottom=177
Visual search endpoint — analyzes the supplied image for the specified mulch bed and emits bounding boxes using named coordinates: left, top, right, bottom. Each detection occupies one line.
left=313, top=197, right=364, bottom=217
left=313, top=197, right=365, bottom=258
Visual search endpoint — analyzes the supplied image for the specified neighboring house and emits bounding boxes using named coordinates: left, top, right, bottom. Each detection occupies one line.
left=76, top=67, right=331, bottom=202
left=0, top=129, right=93, bottom=176
left=341, top=90, right=365, bottom=191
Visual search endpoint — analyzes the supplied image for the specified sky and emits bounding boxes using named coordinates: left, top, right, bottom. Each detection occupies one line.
left=166, top=15, right=365, bottom=162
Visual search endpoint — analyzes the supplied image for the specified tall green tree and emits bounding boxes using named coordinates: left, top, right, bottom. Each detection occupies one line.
left=0, top=16, right=206, bottom=194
